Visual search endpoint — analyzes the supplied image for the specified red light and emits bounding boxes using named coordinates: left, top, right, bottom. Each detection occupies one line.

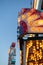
left=11, top=42, right=15, bottom=47
left=20, top=21, right=28, bottom=33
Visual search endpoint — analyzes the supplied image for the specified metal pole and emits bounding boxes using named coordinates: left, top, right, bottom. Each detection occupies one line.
left=36, top=0, right=42, bottom=10
left=23, top=41, right=26, bottom=65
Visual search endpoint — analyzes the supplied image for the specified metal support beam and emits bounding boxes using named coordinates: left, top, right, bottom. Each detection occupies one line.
left=23, top=41, right=26, bottom=65
left=36, top=0, right=42, bottom=10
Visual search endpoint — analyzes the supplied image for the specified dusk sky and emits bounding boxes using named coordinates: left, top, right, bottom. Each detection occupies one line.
left=0, top=0, right=31, bottom=65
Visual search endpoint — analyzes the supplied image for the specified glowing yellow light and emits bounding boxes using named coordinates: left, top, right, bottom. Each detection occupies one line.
left=30, top=26, right=43, bottom=32
left=33, top=46, right=36, bottom=53
left=27, top=12, right=32, bottom=17
left=20, top=50, right=22, bottom=64
left=37, top=46, right=39, bottom=49
left=39, top=54, right=42, bottom=59
left=26, top=47, right=28, bottom=62
left=39, top=63, right=43, bottom=65
left=36, top=41, right=39, bottom=49
left=29, top=34, right=34, bottom=37
left=35, top=62, right=38, bottom=65
left=31, top=54, right=34, bottom=60
left=33, top=20, right=39, bottom=26
left=38, top=27, right=41, bottom=32
left=26, top=43, right=30, bottom=62
left=29, top=62, right=33, bottom=65
left=33, top=46, right=36, bottom=50
left=29, top=40, right=33, bottom=48
left=22, top=14, right=26, bottom=20
left=30, top=19, right=43, bottom=27
left=34, top=21, right=38, bottom=25
left=39, top=49, right=42, bottom=59
left=40, top=43, right=42, bottom=48
left=34, top=58, right=36, bottom=61
left=29, top=21, right=33, bottom=26
left=25, top=40, right=43, bottom=65
left=31, top=27, right=35, bottom=32
left=36, top=51, right=40, bottom=60
left=42, top=40, right=43, bottom=43
left=36, top=40, right=39, bottom=44
left=40, top=40, right=43, bottom=49
left=38, top=19, right=43, bottom=25
left=26, top=41, right=33, bottom=63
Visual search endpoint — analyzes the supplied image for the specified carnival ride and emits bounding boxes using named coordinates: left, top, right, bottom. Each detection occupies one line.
left=8, top=42, right=16, bottom=65
left=17, top=0, right=43, bottom=65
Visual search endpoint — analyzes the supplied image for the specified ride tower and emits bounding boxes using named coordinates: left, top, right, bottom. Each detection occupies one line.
left=8, top=42, right=16, bottom=65
left=17, top=0, right=43, bottom=65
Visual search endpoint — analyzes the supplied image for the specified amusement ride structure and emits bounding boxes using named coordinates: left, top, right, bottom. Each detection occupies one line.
left=17, top=0, right=43, bottom=65
left=8, top=42, right=16, bottom=65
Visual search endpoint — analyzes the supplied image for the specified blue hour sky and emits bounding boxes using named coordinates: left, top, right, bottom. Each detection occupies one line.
left=0, top=0, right=31, bottom=65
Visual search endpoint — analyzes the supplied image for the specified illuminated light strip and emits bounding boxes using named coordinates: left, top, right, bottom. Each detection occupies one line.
left=26, top=40, right=43, bottom=65
left=26, top=41, right=33, bottom=64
